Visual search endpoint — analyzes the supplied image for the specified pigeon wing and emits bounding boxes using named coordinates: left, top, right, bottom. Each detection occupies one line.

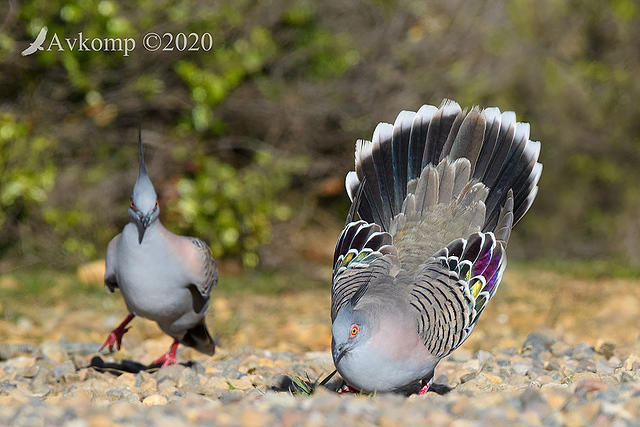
left=331, top=220, right=398, bottom=321
left=409, top=232, right=506, bottom=358
left=189, top=238, right=218, bottom=298
left=104, top=234, right=121, bottom=293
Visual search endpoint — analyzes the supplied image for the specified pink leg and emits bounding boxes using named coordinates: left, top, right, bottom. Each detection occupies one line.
left=337, top=384, right=362, bottom=394
left=153, top=339, right=180, bottom=368
left=100, top=313, right=135, bottom=352
left=418, top=377, right=433, bottom=395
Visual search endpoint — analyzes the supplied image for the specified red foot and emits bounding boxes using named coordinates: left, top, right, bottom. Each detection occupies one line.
left=418, top=377, right=433, bottom=395
left=100, top=313, right=135, bottom=352
left=337, top=384, right=362, bottom=394
left=153, top=339, right=180, bottom=368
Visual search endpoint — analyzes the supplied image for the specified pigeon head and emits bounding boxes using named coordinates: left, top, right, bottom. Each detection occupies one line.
left=332, top=299, right=437, bottom=392
left=129, top=130, right=159, bottom=244
left=331, top=303, right=374, bottom=368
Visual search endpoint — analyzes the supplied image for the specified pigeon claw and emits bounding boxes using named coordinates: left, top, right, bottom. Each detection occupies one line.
left=418, top=384, right=430, bottom=395
left=153, top=353, right=179, bottom=368
left=337, top=384, right=362, bottom=395
left=99, top=313, right=134, bottom=353
left=99, top=326, right=130, bottom=353
left=418, top=377, right=433, bottom=396
left=153, top=339, right=180, bottom=368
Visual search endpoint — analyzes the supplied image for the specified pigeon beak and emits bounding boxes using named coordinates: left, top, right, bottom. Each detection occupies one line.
left=136, top=215, right=151, bottom=244
left=136, top=220, right=147, bottom=244
left=332, top=341, right=348, bottom=365
left=335, top=347, right=348, bottom=365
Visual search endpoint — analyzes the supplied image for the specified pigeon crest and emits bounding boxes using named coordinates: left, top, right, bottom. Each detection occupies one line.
left=131, top=129, right=158, bottom=214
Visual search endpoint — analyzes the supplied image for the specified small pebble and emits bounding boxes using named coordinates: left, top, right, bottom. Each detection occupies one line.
left=142, top=394, right=168, bottom=406
left=0, top=331, right=636, bottom=424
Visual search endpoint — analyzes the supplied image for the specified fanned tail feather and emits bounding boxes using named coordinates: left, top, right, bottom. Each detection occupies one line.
left=391, top=111, right=416, bottom=211
left=372, top=124, right=395, bottom=222
left=346, top=99, right=542, bottom=250
left=408, top=105, right=438, bottom=181
left=424, top=100, right=462, bottom=169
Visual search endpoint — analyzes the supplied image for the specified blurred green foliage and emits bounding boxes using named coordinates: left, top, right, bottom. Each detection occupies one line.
left=175, top=27, right=278, bottom=132
left=1, top=0, right=640, bottom=271
left=167, top=151, right=306, bottom=268
left=0, top=0, right=349, bottom=267
left=0, top=113, right=56, bottom=254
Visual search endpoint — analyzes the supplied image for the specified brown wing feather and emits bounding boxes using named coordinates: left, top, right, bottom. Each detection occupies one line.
left=104, top=234, right=121, bottom=293
left=190, top=238, right=218, bottom=297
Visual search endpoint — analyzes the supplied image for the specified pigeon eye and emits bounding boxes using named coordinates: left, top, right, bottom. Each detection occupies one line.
left=129, top=198, right=136, bottom=210
left=153, top=200, right=159, bottom=211
left=349, top=324, right=359, bottom=338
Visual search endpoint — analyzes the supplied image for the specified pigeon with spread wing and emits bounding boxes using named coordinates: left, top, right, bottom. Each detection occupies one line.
left=331, top=100, right=542, bottom=393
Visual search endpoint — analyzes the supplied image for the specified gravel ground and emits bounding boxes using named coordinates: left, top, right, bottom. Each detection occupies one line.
left=1, top=330, right=639, bottom=426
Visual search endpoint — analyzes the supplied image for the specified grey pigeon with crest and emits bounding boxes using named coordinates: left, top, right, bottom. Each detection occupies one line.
left=101, top=131, right=217, bottom=367
left=330, top=99, right=542, bottom=394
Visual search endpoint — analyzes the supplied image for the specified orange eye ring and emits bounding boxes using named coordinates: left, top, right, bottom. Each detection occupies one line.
left=154, top=200, right=159, bottom=210
left=129, top=198, right=136, bottom=210
left=349, top=324, right=359, bottom=338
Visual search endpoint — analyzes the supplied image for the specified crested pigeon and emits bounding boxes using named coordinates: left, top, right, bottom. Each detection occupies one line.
left=101, top=131, right=217, bottom=367
left=331, top=100, right=542, bottom=394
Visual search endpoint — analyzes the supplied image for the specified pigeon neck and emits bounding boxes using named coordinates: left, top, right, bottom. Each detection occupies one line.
left=145, top=218, right=162, bottom=233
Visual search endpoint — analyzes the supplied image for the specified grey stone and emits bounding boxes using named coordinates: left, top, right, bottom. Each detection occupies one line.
left=460, top=372, right=477, bottom=384
left=522, top=330, right=557, bottom=354
left=220, top=368, right=246, bottom=380
left=218, top=390, right=244, bottom=404
left=475, top=350, right=494, bottom=365
left=156, top=364, right=185, bottom=383
left=447, top=349, right=471, bottom=362
left=550, top=342, right=570, bottom=357
left=31, top=367, right=52, bottom=388
left=512, top=363, right=530, bottom=376
left=569, top=343, right=596, bottom=360
left=178, top=367, right=201, bottom=387
left=52, top=361, right=75, bottom=381
left=620, top=371, right=635, bottom=383
left=544, top=360, right=561, bottom=371
left=189, top=361, right=206, bottom=376
left=596, top=361, right=614, bottom=375
left=577, top=360, right=597, bottom=373
left=0, top=382, right=16, bottom=394
left=434, top=374, right=449, bottom=386
left=519, top=388, right=548, bottom=412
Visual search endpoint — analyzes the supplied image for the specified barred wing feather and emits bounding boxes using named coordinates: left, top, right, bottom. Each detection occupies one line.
left=331, top=220, right=398, bottom=321
left=191, top=238, right=218, bottom=297
left=410, top=232, right=506, bottom=358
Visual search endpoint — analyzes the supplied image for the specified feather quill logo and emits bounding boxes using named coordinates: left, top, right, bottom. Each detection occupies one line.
left=20, top=26, right=136, bottom=56
left=21, top=27, right=48, bottom=56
